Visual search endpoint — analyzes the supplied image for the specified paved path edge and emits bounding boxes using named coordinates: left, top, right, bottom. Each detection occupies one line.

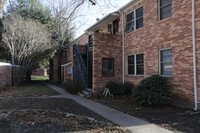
left=46, top=83, right=173, bottom=133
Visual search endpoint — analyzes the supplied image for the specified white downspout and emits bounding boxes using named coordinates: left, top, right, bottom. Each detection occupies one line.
left=192, top=0, right=198, bottom=111
left=121, top=11, right=125, bottom=83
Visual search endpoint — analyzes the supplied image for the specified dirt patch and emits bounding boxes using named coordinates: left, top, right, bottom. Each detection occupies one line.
left=0, top=98, right=128, bottom=133
left=0, top=110, right=124, bottom=133
left=0, top=98, right=110, bottom=122
left=89, top=95, right=200, bottom=133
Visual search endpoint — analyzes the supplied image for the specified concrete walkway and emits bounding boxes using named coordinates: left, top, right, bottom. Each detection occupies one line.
left=46, top=83, right=173, bottom=133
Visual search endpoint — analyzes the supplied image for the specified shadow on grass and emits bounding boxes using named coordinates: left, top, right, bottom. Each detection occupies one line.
left=0, top=81, right=59, bottom=97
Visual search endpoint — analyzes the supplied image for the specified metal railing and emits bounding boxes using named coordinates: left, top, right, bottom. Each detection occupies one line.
left=73, top=44, right=88, bottom=86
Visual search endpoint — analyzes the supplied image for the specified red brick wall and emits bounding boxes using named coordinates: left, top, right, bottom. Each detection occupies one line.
left=49, top=47, right=72, bottom=83
left=60, top=50, right=68, bottom=65
left=75, top=34, right=88, bottom=46
left=93, top=32, right=122, bottom=92
left=67, top=44, right=73, bottom=62
left=0, top=66, right=12, bottom=87
left=78, top=45, right=86, bottom=54
left=32, top=69, right=48, bottom=76
left=122, top=0, right=196, bottom=103
left=52, top=55, right=60, bottom=83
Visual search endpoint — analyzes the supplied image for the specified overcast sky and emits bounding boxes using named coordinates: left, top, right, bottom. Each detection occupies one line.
left=4, top=0, right=131, bottom=38
left=73, top=0, right=131, bottom=38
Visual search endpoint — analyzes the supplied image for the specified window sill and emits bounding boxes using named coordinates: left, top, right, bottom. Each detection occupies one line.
left=158, top=17, right=172, bottom=24
left=160, top=75, right=173, bottom=78
left=125, top=27, right=144, bottom=34
left=102, top=76, right=115, bottom=77
left=127, top=75, right=144, bottom=77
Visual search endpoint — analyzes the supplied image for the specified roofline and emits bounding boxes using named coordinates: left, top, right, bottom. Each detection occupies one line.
left=0, top=62, right=21, bottom=67
left=85, top=0, right=138, bottom=32
left=85, top=12, right=119, bottom=32
left=67, top=33, right=86, bottom=46
left=118, top=0, right=137, bottom=12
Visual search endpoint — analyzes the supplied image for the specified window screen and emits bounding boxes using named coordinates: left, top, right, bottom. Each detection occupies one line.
left=159, top=0, right=172, bottom=20
left=160, top=49, right=172, bottom=75
left=102, top=58, right=114, bottom=77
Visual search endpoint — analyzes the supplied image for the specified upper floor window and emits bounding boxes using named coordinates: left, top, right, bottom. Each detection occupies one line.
left=159, top=0, right=172, bottom=20
left=107, top=18, right=119, bottom=34
left=113, top=18, right=119, bottom=34
left=108, top=24, right=112, bottom=34
left=128, top=53, right=144, bottom=75
left=125, top=6, right=143, bottom=32
left=160, top=48, right=172, bottom=76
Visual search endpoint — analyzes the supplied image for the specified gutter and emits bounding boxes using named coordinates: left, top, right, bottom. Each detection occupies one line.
left=120, top=11, right=125, bottom=83
left=192, top=0, right=198, bottom=111
left=85, top=12, right=119, bottom=32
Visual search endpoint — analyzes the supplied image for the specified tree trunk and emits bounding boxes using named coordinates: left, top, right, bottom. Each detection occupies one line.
left=0, top=0, right=7, bottom=41
left=25, top=70, right=32, bottom=82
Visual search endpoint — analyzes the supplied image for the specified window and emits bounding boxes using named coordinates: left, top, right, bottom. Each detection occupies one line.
left=108, top=18, right=119, bottom=34
left=128, top=55, right=135, bottom=75
left=128, top=53, right=144, bottom=75
left=160, top=49, right=172, bottom=76
left=67, top=47, right=70, bottom=57
left=136, top=54, right=144, bottom=75
left=108, top=24, right=112, bottom=34
left=159, top=0, right=172, bottom=20
left=125, top=7, right=143, bottom=32
left=113, top=18, right=119, bottom=34
left=67, top=66, right=72, bottom=74
left=136, top=7, right=144, bottom=29
left=102, top=58, right=114, bottom=77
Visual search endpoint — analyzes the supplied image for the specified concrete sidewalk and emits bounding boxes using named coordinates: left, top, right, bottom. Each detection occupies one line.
left=46, top=83, right=173, bottom=133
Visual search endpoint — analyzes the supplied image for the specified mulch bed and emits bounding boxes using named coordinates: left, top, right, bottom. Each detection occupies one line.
left=89, top=95, right=200, bottom=133
left=0, top=98, right=126, bottom=133
left=0, top=110, right=124, bottom=133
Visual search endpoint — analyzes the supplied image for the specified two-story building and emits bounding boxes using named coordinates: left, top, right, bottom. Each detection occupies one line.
left=50, top=0, right=200, bottom=109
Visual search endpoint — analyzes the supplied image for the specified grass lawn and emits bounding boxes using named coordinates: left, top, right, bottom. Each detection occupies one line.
left=0, top=81, right=59, bottom=97
left=31, top=75, right=49, bottom=81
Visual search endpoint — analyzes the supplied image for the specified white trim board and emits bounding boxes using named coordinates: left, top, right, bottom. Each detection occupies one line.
left=61, top=62, right=72, bottom=67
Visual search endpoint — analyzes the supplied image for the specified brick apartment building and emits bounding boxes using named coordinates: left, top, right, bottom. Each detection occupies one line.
left=50, top=0, right=200, bottom=109
left=0, top=62, right=12, bottom=87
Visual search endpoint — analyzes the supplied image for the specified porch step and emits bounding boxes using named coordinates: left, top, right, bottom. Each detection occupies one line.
left=78, top=92, right=85, bottom=97
left=78, top=88, right=93, bottom=97
left=85, top=88, right=93, bottom=92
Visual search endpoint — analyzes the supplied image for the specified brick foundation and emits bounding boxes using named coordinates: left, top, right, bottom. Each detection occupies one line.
left=93, top=32, right=122, bottom=92
left=32, top=69, right=48, bottom=76
left=0, top=65, right=12, bottom=87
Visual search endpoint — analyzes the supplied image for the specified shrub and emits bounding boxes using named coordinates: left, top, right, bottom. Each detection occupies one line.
left=120, top=81, right=135, bottom=95
left=132, top=75, right=169, bottom=105
left=104, top=81, right=135, bottom=96
left=105, top=81, right=123, bottom=95
left=63, top=82, right=85, bottom=95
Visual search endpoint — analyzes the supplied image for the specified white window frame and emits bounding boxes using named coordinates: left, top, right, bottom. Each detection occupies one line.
left=127, top=53, right=144, bottom=76
left=159, top=48, right=173, bottom=77
left=125, top=6, right=143, bottom=32
left=158, top=0, right=172, bottom=21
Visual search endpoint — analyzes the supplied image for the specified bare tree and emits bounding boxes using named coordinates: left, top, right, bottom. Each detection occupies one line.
left=2, top=14, right=54, bottom=84
left=0, top=0, right=7, bottom=41
left=47, top=0, right=76, bottom=46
